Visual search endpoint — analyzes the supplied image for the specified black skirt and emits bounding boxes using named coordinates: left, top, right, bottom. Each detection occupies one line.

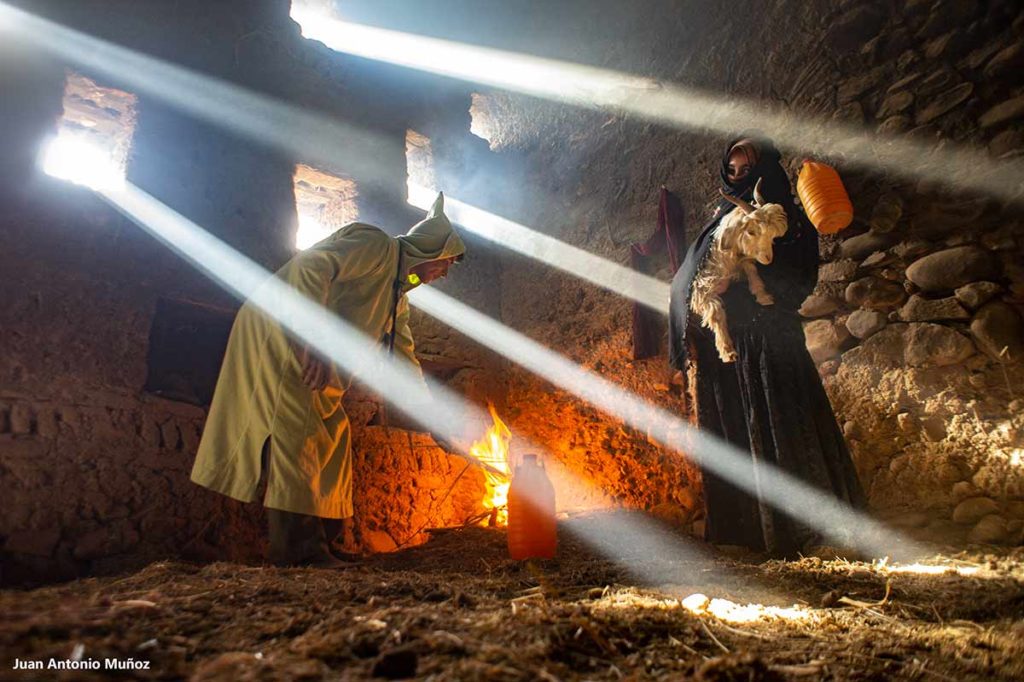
left=691, top=304, right=866, bottom=557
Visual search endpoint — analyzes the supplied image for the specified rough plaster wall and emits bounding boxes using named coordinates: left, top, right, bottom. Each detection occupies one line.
left=0, top=0, right=503, bottom=584
left=465, top=0, right=1024, bottom=543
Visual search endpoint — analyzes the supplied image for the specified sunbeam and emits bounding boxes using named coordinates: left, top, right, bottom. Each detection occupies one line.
left=292, top=3, right=1024, bottom=204
left=0, top=1, right=401, bottom=189
left=410, top=286, right=926, bottom=561
left=408, top=183, right=670, bottom=313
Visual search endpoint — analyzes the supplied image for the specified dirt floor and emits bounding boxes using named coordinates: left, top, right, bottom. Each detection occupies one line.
left=1, top=512, right=1023, bottom=681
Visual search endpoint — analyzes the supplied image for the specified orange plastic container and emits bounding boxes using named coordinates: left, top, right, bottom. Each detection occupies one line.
left=796, top=160, right=854, bottom=234
left=507, top=454, right=557, bottom=560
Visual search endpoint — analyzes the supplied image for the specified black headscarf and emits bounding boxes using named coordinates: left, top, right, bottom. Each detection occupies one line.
left=668, top=133, right=819, bottom=370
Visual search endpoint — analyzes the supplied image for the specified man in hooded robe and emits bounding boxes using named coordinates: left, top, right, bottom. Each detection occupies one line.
left=669, top=134, right=864, bottom=558
left=191, top=193, right=466, bottom=566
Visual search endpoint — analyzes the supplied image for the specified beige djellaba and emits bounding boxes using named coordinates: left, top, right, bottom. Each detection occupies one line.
left=191, top=194, right=465, bottom=519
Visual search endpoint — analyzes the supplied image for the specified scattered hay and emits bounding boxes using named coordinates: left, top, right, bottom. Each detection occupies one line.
left=1, top=515, right=1022, bottom=680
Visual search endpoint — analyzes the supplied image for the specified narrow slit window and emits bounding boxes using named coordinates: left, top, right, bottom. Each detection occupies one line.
left=293, top=164, right=359, bottom=250
left=41, top=72, right=137, bottom=191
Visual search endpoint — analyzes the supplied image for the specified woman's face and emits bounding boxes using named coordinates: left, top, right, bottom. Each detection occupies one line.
left=726, top=147, right=754, bottom=184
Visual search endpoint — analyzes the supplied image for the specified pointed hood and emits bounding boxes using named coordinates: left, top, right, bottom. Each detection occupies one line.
left=397, top=192, right=466, bottom=271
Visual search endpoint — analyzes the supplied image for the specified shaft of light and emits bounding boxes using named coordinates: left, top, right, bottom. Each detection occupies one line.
left=408, top=183, right=670, bottom=313
left=410, top=286, right=924, bottom=560
left=293, top=6, right=1024, bottom=204
left=0, top=2, right=399, bottom=188
left=97, top=185, right=731, bottom=578
left=97, top=181, right=507, bottom=479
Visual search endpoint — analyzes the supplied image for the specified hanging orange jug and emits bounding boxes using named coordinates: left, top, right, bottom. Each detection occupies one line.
left=796, top=160, right=854, bottom=234
left=507, top=454, right=557, bottom=560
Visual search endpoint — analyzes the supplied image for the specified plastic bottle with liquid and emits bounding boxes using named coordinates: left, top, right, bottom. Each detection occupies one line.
left=506, top=454, right=557, bottom=560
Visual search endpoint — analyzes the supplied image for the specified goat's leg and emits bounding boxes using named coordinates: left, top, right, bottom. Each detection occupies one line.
left=743, top=260, right=774, bottom=306
left=704, top=297, right=737, bottom=363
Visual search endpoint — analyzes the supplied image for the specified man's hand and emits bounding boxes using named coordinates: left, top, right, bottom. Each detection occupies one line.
left=298, top=345, right=330, bottom=391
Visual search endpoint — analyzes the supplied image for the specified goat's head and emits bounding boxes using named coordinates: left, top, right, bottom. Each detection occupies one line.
left=718, top=179, right=789, bottom=265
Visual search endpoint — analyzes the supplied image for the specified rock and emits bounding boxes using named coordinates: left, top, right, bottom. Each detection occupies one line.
left=910, top=200, right=987, bottom=240
left=953, top=496, right=999, bottom=524
left=878, top=91, right=914, bottom=118
left=842, top=420, right=859, bottom=439
left=1009, top=521, right=1024, bottom=546
left=980, top=95, right=1024, bottom=128
left=818, top=359, right=840, bottom=376
left=898, top=294, right=970, bottom=322
left=819, top=259, right=859, bottom=282
left=917, top=1, right=978, bottom=38
left=853, top=323, right=909, bottom=365
left=916, top=69, right=958, bottom=97
left=970, top=301, right=1024, bottom=362
left=955, top=282, right=1002, bottom=310
left=892, top=239, right=931, bottom=260
left=877, top=115, right=911, bottom=135
left=834, top=101, right=865, bottom=124
left=962, top=40, right=1004, bottom=70
left=923, top=31, right=955, bottom=60
left=804, top=320, right=852, bottom=364
left=989, top=129, right=1024, bottom=158
left=837, top=68, right=886, bottom=103
left=363, top=530, right=398, bottom=554
left=3, top=527, right=61, bottom=557
left=826, top=6, right=885, bottom=56
left=845, top=276, right=907, bottom=310
left=1006, top=501, right=1024, bottom=520
left=904, top=323, right=976, bottom=366
left=861, top=251, right=892, bottom=268
left=846, top=309, right=888, bottom=339
left=372, top=647, right=418, bottom=679
left=915, top=82, right=973, bottom=125
left=969, top=514, right=1010, bottom=544
left=799, top=294, right=840, bottom=318
left=984, top=43, right=1024, bottom=82
left=981, top=224, right=1019, bottom=252
left=951, top=481, right=976, bottom=500
left=840, top=232, right=892, bottom=259
left=906, top=246, right=998, bottom=292
left=869, top=193, right=903, bottom=233
left=897, top=412, right=916, bottom=434
left=921, top=416, right=947, bottom=442
left=888, top=72, right=922, bottom=93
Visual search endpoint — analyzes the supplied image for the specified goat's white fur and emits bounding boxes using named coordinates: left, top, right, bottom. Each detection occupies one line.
left=689, top=179, right=789, bottom=363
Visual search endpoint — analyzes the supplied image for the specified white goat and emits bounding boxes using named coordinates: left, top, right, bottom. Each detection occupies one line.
left=690, top=178, right=789, bottom=363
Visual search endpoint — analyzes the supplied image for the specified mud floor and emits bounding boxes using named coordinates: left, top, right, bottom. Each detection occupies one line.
left=1, top=512, right=1023, bottom=681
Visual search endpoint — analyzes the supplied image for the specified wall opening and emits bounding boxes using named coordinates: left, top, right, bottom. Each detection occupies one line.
left=405, top=129, right=437, bottom=200
left=468, top=92, right=499, bottom=148
left=143, top=298, right=235, bottom=407
left=293, top=164, right=359, bottom=250
left=41, top=71, right=137, bottom=190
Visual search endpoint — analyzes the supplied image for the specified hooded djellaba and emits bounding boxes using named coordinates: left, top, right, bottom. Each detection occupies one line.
left=668, top=134, right=865, bottom=558
left=191, top=193, right=465, bottom=565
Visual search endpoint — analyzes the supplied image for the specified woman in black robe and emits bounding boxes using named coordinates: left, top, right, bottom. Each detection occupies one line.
left=668, top=133, right=865, bottom=558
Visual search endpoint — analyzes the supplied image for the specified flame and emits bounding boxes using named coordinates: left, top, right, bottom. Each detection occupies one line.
left=469, top=403, right=512, bottom=526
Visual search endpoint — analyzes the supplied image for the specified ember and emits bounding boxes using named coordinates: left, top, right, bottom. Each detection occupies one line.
left=468, top=404, right=512, bottom=526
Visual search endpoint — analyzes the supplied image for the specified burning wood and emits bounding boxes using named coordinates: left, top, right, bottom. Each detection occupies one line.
left=468, top=404, right=512, bottom=526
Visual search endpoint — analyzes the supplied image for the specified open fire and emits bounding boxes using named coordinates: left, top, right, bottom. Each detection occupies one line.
left=468, top=403, right=512, bottom=526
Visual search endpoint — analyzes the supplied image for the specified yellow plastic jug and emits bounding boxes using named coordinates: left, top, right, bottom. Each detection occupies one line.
left=797, top=160, right=853, bottom=234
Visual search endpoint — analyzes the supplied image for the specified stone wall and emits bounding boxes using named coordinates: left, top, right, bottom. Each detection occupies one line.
left=0, top=0, right=506, bottom=584
left=432, top=0, right=1024, bottom=542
